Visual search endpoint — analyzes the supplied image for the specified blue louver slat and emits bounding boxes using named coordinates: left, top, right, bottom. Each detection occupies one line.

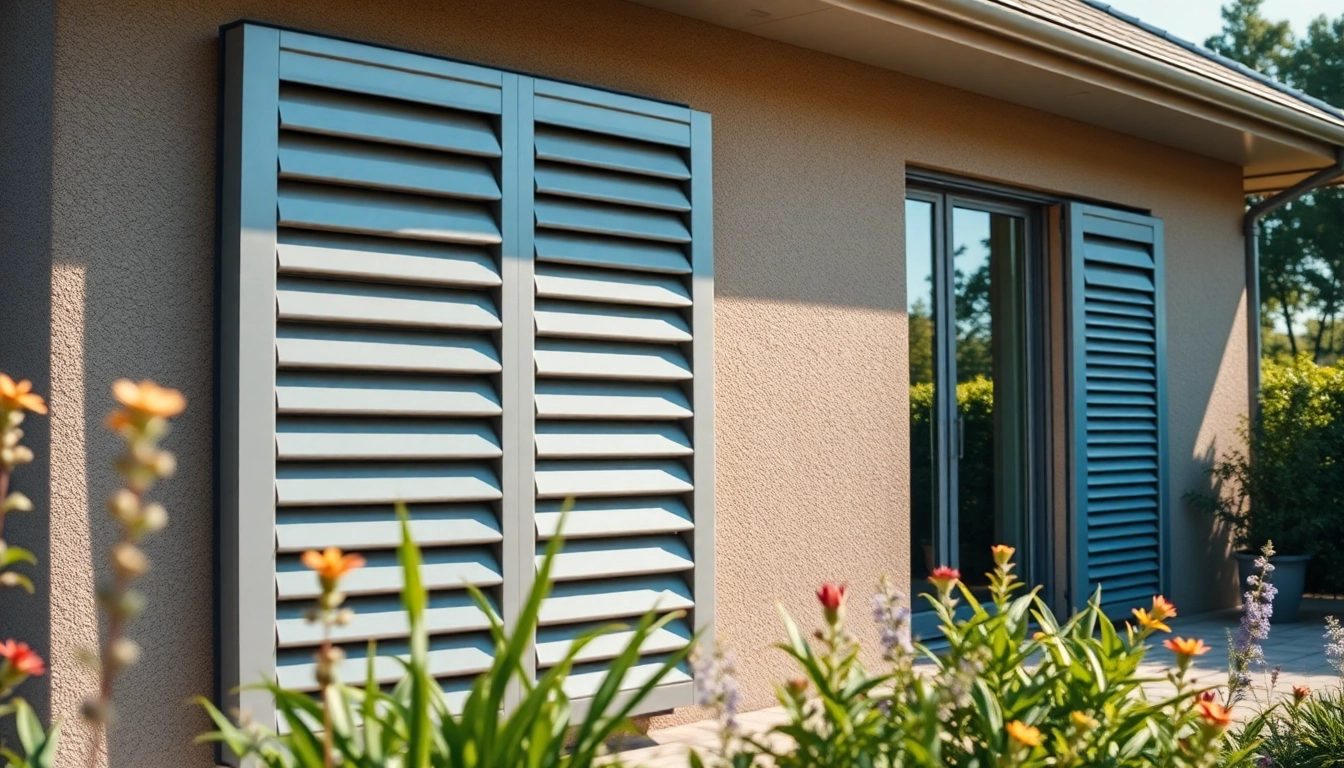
left=1070, top=204, right=1167, bottom=620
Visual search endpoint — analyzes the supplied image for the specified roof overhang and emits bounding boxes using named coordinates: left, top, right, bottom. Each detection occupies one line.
left=626, top=0, right=1344, bottom=194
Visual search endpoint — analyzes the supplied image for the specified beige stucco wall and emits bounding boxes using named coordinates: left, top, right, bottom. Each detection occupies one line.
left=13, top=0, right=1249, bottom=764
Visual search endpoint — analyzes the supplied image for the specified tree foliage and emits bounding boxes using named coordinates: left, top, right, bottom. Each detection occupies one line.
left=1208, top=3, right=1344, bottom=364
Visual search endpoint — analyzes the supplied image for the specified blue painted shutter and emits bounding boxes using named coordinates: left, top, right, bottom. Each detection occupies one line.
left=219, top=24, right=713, bottom=724
left=527, top=80, right=712, bottom=710
left=1067, top=204, right=1168, bottom=617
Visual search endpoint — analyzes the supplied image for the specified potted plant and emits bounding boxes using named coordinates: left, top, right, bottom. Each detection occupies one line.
left=1187, top=361, right=1336, bottom=623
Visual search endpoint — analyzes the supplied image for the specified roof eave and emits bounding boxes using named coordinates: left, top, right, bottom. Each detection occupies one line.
left=827, top=0, right=1344, bottom=160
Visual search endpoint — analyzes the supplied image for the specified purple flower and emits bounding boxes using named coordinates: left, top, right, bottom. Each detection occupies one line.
left=692, top=642, right=741, bottom=730
left=1325, top=616, right=1344, bottom=680
left=1227, top=542, right=1278, bottom=703
left=871, top=575, right=913, bottom=659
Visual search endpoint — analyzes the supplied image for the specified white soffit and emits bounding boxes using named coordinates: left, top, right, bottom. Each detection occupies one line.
left=626, top=0, right=1340, bottom=192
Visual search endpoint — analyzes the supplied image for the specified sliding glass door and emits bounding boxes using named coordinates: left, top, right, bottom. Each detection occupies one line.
left=907, top=188, right=1045, bottom=616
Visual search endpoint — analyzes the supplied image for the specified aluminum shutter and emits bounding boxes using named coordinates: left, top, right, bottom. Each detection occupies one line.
left=1066, top=203, right=1168, bottom=618
left=526, top=80, right=712, bottom=711
left=218, top=22, right=713, bottom=727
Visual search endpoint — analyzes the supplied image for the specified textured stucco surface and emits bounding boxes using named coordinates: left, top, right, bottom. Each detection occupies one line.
left=29, top=0, right=1247, bottom=764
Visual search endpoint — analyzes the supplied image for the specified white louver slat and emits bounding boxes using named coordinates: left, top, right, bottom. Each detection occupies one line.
left=220, top=23, right=712, bottom=732
left=528, top=80, right=711, bottom=711
left=1067, top=204, right=1167, bottom=619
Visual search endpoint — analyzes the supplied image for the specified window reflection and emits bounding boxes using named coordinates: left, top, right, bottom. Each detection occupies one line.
left=906, top=198, right=938, bottom=596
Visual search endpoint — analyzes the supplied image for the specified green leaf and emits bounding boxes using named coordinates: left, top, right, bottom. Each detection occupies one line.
left=1, top=573, right=33, bottom=593
left=395, top=502, right=432, bottom=768
left=0, top=547, right=37, bottom=568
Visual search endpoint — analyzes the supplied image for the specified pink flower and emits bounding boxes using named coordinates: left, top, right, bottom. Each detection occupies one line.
left=0, top=641, right=45, bottom=677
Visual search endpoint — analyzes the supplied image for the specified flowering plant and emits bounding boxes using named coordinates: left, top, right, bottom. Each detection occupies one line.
left=0, top=374, right=181, bottom=768
left=697, top=546, right=1257, bottom=767
left=200, top=504, right=692, bottom=768
left=1220, top=548, right=1344, bottom=767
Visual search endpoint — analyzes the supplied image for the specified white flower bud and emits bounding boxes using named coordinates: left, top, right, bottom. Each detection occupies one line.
left=110, top=638, right=141, bottom=668
left=152, top=452, right=176, bottom=478
left=141, top=503, right=167, bottom=532
left=108, top=490, right=141, bottom=524
left=112, top=542, right=150, bottom=578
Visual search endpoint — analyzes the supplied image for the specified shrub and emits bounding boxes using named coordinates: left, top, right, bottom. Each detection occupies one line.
left=1187, top=356, right=1344, bottom=577
left=698, top=549, right=1253, bottom=768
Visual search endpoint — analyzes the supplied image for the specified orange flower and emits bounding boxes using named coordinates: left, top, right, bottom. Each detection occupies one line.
left=1005, top=720, right=1042, bottom=747
left=302, top=547, right=365, bottom=582
left=1195, top=700, right=1233, bottom=729
left=991, top=545, right=1016, bottom=566
left=111, top=379, right=186, bottom=419
left=1293, top=685, right=1310, bottom=702
left=1150, top=595, right=1177, bottom=621
left=929, top=566, right=960, bottom=587
left=0, top=375, right=47, bottom=415
left=1164, top=637, right=1211, bottom=657
left=0, top=640, right=46, bottom=677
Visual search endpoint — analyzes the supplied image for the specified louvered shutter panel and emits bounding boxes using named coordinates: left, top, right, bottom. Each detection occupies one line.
left=527, top=80, right=712, bottom=710
left=219, top=23, right=714, bottom=728
left=1067, top=204, right=1168, bottom=618
left=219, top=25, right=519, bottom=719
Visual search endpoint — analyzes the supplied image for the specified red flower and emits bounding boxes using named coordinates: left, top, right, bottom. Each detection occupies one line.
left=0, top=641, right=45, bottom=677
left=928, top=566, right=960, bottom=585
left=1200, top=690, right=1218, bottom=703
left=816, top=583, right=847, bottom=613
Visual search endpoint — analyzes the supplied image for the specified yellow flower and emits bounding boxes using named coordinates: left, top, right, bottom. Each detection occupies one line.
left=1132, top=607, right=1171, bottom=633
left=1070, top=711, right=1098, bottom=731
left=991, top=544, right=1016, bottom=566
left=302, top=547, right=366, bottom=581
left=1163, top=637, right=1211, bottom=657
left=111, top=379, right=186, bottom=418
left=1006, top=720, right=1042, bottom=747
left=0, top=374, right=47, bottom=415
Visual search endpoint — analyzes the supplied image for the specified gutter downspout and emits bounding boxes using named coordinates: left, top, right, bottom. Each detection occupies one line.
left=1243, top=148, right=1344, bottom=421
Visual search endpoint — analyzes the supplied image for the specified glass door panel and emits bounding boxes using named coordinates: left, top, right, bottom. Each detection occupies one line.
left=952, top=207, right=1028, bottom=595
left=905, top=190, right=1036, bottom=617
left=906, top=198, right=939, bottom=598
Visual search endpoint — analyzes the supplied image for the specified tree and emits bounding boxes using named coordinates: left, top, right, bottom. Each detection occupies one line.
left=1204, top=0, right=1293, bottom=76
left=1211, top=3, right=1344, bottom=364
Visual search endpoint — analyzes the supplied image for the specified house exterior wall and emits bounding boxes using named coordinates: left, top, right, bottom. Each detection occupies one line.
left=17, top=0, right=1247, bottom=764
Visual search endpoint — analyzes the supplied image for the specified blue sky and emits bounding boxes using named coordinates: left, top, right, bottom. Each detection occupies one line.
left=1104, top=0, right=1340, bottom=46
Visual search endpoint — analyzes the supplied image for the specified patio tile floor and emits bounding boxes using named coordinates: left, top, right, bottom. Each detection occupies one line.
left=616, top=598, right=1344, bottom=768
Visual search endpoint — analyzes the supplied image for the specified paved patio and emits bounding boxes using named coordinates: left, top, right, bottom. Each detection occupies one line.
left=616, top=598, right=1344, bottom=768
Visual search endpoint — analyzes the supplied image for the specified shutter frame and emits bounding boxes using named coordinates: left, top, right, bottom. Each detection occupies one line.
left=1067, top=203, right=1168, bottom=618
left=218, top=22, right=282, bottom=727
left=218, top=22, right=713, bottom=737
